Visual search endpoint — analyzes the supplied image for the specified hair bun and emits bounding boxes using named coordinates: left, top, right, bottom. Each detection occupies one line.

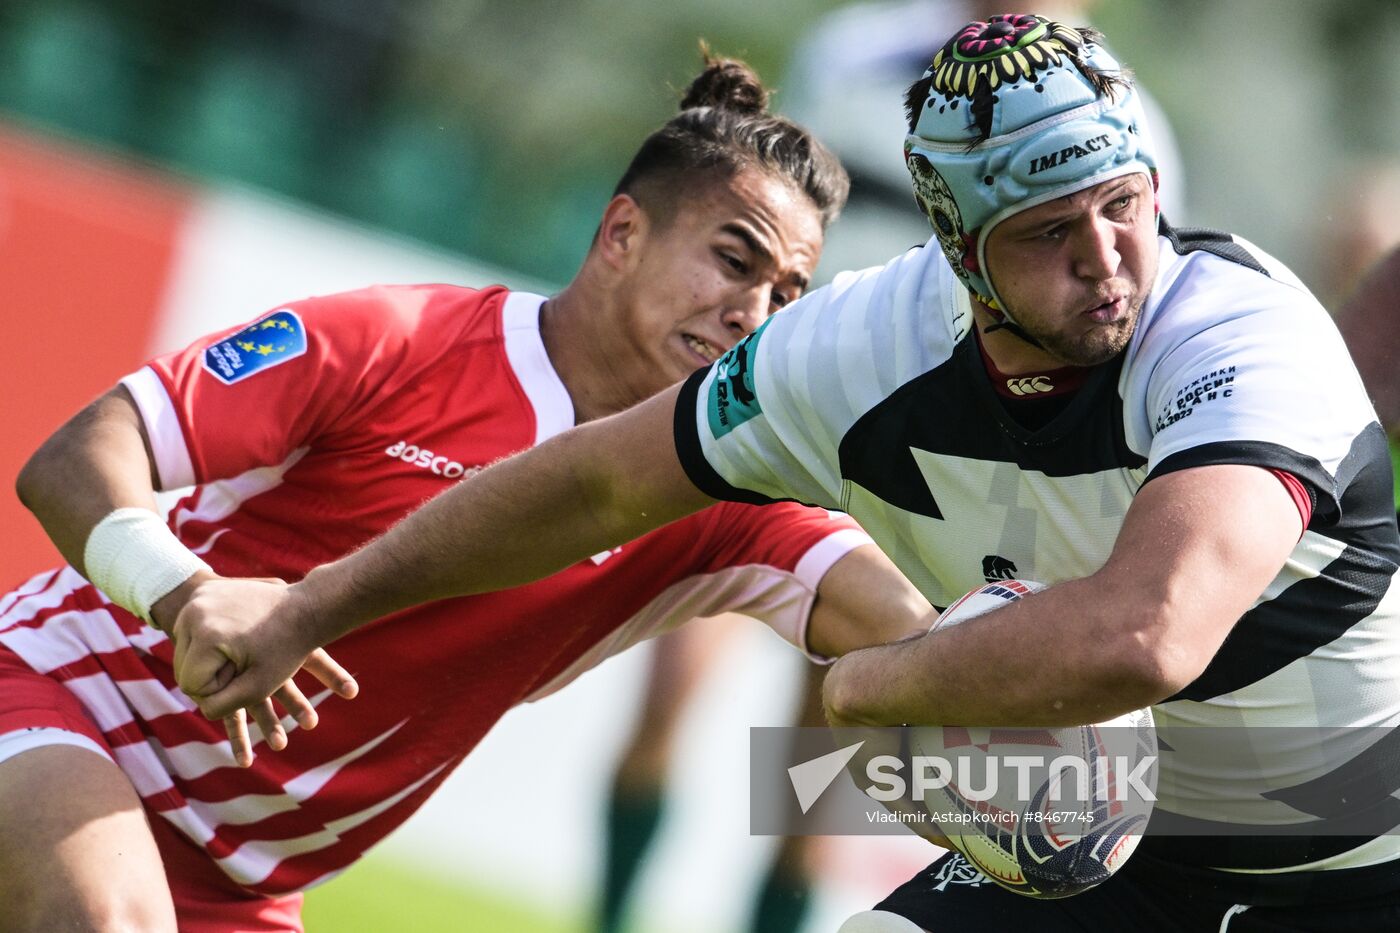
left=680, top=45, right=769, bottom=114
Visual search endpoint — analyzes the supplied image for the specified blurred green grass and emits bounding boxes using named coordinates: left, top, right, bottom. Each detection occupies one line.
left=303, top=851, right=579, bottom=933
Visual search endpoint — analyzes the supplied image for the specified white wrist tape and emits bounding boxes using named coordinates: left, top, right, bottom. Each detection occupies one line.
left=83, top=508, right=212, bottom=624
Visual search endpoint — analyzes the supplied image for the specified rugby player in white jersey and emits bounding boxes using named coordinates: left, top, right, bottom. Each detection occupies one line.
left=3, top=55, right=938, bottom=931
left=176, top=14, right=1400, bottom=932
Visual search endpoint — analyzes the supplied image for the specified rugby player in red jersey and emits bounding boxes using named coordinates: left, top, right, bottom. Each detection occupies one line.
left=4, top=54, right=931, bottom=931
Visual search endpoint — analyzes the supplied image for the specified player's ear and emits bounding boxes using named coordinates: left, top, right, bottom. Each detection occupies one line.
left=595, top=193, right=649, bottom=272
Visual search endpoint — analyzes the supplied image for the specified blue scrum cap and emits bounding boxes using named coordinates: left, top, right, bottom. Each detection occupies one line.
left=904, top=14, right=1158, bottom=315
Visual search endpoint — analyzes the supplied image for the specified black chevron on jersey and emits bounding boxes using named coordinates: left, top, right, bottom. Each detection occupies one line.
left=1143, top=724, right=1400, bottom=871
left=837, top=336, right=1145, bottom=518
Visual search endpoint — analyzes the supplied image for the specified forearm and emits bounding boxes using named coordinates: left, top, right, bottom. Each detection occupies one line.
left=824, top=576, right=1170, bottom=728
left=16, top=387, right=163, bottom=576
left=17, top=387, right=217, bottom=633
left=293, top=394, right=713, bottom=646
left=824, top=466, right=1302, bottom=728
left=806, top=545, right=934, bottom=658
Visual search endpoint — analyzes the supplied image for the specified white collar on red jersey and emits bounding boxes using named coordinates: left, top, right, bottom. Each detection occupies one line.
left=502, top=291, right=576, bottom=445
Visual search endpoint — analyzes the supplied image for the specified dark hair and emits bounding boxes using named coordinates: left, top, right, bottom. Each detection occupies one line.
left=614, top=48, right=849, bottom=228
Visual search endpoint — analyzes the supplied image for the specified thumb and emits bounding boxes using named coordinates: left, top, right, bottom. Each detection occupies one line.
left=194, top=670, right=263, bottom=721
left=174, top=632, right=240, bottom=698
left=185, top=659, right=238, bottom=699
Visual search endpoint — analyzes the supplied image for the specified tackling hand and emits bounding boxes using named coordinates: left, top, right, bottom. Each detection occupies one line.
left=170, top=578, right=359, bottom=767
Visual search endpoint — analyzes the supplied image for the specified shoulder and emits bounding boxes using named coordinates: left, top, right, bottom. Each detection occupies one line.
left=1153, top=224, right=1316, bottom=313
left=293, top=283, right=514, bottom=375
left=1128, top=226, right=1338, bottom=374
left=305, top=283, right=509, bottom=341
left=690, top=244, right=963, bottom=471
left=1157, top=224, right=1310, bottom=290
left=1120, top=227, right=1376, bottom=476
left=757, top=242, right=964, bottom=393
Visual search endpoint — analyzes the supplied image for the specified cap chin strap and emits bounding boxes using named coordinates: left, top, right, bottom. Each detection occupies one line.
left=973, top=294, right=1045, bottom=350
left=981, top=317, right=1045, bottom=349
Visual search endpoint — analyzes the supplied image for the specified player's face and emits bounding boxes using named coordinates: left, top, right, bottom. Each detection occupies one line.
left=622, top=168, right=823, bottom=393
left=984, top=173, right=1158, bottom=367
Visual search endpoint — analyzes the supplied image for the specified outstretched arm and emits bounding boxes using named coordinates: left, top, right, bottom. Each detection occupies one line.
left=806, top=544, right=934, bottom=658
left=823, top=463, right=1303, bottom=728
left=174, top=383, right=717, bottom=718
left=17, top=387, right=356, bottom=760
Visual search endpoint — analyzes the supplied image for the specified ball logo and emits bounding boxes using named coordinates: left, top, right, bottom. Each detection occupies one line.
left=932, top=855, right=990, bottom=891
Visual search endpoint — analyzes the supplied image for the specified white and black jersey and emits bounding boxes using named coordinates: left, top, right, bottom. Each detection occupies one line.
left=674, top=221, right=1400, bottom=885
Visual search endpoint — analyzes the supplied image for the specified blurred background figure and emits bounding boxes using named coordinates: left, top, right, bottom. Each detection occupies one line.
left=1334, top=244, right=1400, bottom=519
left=1313, top=159, right=1400, bottom=309
left=1314, top=158, right=1400, bottom=522
left=598, top=617, right=828, bottom=933
left=2, top=1, right=1398, bottom=930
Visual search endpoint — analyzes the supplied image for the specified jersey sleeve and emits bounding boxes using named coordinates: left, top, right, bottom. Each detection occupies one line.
left=674, top=247, right=955, bottom=514
left=1139, top=263, right=1377, bottom=524
left=692, top=501, right=873, bottom=662
left=121, top=285, right=502, bottom=488
left=675, top=268, right=900, bottom=511
left=673, top=314, right=832, bottom=508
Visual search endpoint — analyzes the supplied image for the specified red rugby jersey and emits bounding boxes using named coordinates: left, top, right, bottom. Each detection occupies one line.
left=0, top=285, right=869, bottom=894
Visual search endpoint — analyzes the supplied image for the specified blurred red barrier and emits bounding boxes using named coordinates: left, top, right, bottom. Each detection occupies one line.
left=0, top=122, right=192, bottom=584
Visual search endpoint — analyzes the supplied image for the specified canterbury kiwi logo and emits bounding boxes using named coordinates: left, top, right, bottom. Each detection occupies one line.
left=1006, top=377, right=1054, bottom=396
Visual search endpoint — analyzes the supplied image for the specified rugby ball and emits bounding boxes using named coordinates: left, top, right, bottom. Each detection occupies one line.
left=910, top=580, right=1156, bottom=898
